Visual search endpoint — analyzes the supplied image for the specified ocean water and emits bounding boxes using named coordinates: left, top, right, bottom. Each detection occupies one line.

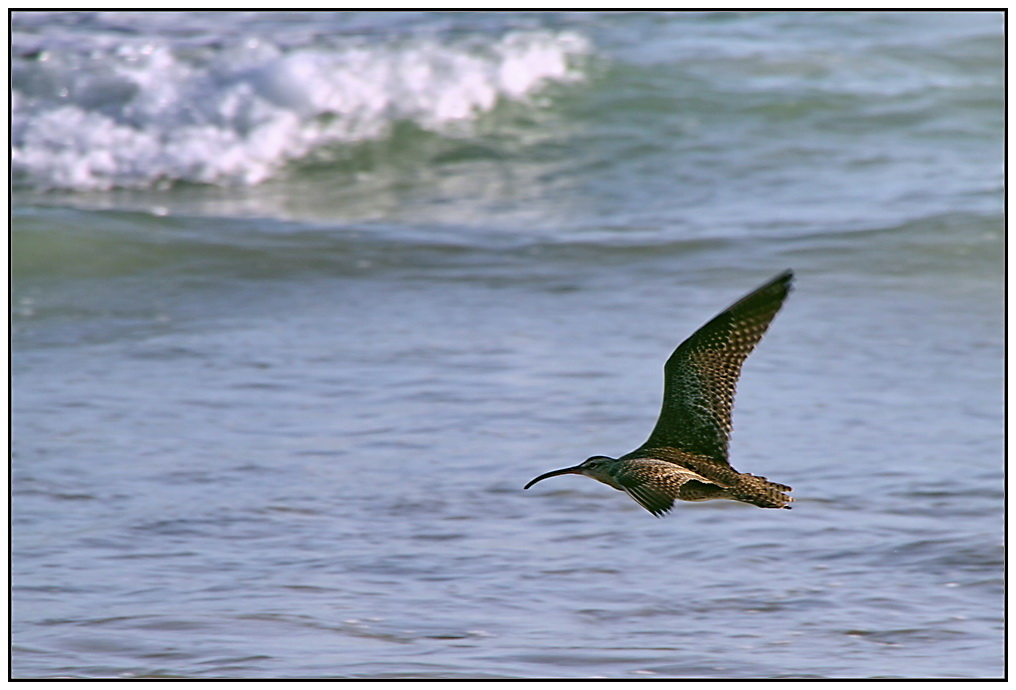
left=11, top=11, right=1004, bottom=679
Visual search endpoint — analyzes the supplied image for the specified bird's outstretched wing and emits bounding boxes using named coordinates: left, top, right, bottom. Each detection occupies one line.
left=636, top=270, right=793, bottom=464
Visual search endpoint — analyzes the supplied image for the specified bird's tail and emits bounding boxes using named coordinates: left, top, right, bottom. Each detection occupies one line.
left=732, top=474, right=794, bottom=510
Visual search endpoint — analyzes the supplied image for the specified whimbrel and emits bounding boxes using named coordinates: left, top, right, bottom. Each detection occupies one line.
left=525, top=270, right=795, bottom=517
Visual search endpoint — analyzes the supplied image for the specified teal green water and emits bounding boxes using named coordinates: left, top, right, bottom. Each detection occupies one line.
left=12, top=11, right=1004, bottom=678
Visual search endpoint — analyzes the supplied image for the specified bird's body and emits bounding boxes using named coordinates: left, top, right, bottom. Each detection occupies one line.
left=524, top=270, right=795, bottom=517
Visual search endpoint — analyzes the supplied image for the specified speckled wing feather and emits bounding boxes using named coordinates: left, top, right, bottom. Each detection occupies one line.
left=637, top=270, right=793, bottom=464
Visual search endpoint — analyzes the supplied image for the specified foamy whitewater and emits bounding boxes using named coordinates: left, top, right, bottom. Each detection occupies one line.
left=13, top=14, right=588, bottom=189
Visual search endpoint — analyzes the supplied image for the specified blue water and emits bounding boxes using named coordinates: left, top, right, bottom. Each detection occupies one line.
left=11, top=11, right=1004, bottom=679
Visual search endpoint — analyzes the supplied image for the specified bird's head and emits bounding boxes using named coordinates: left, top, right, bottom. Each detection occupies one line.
left=523, top=455, right=617, bottom=489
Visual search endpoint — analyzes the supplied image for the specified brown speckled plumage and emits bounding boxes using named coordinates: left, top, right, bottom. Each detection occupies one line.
left=525, top=271, right=795, bottom=517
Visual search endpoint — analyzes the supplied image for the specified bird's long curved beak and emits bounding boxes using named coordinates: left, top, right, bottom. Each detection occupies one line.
left=524, top=465, right=584, bottom=490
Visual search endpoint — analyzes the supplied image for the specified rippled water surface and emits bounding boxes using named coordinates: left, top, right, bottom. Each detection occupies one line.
left=11, top=11, right=1004, bottom=679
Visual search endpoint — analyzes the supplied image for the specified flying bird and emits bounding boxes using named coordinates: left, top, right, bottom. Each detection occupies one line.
left=524, top=270, right=795, bottom=517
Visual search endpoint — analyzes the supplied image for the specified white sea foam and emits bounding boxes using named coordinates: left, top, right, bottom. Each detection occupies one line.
left=12, top=29, right=589, bottom=190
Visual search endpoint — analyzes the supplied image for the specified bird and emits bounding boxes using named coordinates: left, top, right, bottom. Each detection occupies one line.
left=524, top=270, right=795, bottom=517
